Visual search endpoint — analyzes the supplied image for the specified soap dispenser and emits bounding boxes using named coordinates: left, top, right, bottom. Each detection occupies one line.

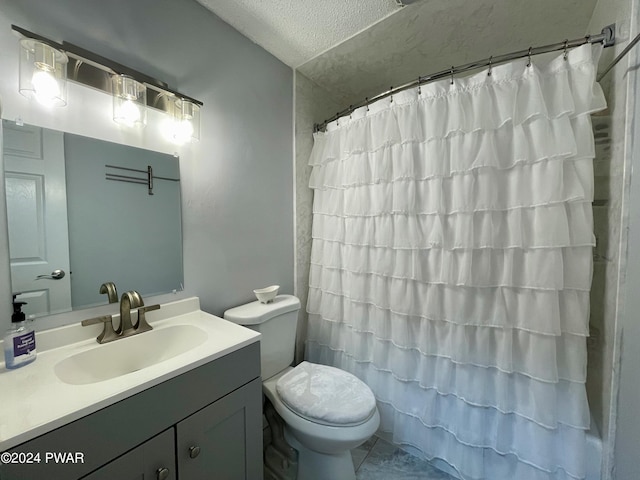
left=3, top=295, right=37, bottom=369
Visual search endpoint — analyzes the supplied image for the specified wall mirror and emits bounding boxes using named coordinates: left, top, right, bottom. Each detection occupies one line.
left=3, top=120, right=183, bottom=318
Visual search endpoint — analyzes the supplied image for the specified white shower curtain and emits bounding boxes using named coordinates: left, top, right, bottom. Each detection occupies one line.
left=305, top=44, right=605, bottom=480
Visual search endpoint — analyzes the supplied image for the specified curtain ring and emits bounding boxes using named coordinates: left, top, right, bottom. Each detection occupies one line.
left=365, top=97, right=369, bottom=112
left=488, top=56, right=493, bottom=76
left=527, top=47, right=532, bottom=67
left=417, top=76, right=421, bottom=95
left=390, top=86, right=393, bottom=103
left=450, top=66, right=454, bottom=85
left=336, top=112, right=339, bottom=126
left=349, top=105, right=353, bottom=120
left=563, top=39, right=569, bottom=60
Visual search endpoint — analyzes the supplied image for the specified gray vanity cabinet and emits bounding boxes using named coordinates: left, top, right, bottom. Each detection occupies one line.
left=176, top=380, right=263, bottom=479
left=0, top=342, right=262, bottom=480
left=82, top=428, right=176, bottom=480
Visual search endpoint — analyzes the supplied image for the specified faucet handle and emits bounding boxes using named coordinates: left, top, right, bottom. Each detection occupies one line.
left=139, top=304, right=160, bottom=313
left=135, top=304, right=160, bottom=333
left=99, top=282, right=118, bottom=304
left=81, top=315, right=118, bottom=343
left=81, top=315, right=113, bottom=326
left=129, top=290, right=144, bottom=308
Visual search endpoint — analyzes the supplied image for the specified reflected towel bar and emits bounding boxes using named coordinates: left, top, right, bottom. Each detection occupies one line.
left=105, top=164, right=179, bottom=195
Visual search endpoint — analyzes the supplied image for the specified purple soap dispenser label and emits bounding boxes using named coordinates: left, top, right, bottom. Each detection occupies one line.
left=13, top=331, right=36, bottom=357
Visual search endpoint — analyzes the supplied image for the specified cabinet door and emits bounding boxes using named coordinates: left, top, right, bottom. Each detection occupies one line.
left=176, top=378, right=262, bottom=480
left=81, top=428, right=176, bottom=480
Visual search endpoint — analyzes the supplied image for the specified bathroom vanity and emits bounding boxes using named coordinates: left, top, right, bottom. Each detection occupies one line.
left=0, top=297, right=263, bottom=480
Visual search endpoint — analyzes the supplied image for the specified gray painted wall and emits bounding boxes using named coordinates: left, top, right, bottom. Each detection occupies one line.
left=0, top=0, right=294, bottom=329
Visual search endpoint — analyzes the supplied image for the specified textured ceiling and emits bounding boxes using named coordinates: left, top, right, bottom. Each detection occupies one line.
left=298, top=0, right=601, bottom=107
left=195, top=0, right=403, bottom=68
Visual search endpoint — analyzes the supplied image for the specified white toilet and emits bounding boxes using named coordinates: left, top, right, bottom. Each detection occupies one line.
left=224, top=294, right=380, bottom=480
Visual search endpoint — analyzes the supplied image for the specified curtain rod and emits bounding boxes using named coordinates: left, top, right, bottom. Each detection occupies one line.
left=314, top=25, right=616, bottom=133
left=597, top=30, right=640, bottom=81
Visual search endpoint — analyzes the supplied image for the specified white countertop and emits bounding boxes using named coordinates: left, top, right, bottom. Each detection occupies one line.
left=0, top=297, right=260, bottom=451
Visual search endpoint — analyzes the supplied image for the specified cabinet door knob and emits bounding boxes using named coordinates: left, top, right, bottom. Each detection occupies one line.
left=189, top=445, right=201, bottom=459
left=156, top=467, right=170, bottom=480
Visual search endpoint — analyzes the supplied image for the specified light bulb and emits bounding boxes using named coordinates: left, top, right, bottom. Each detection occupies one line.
left=115, top=99, right=141, bottom=127
left=172, top=118, right=194, bottom=144
left=32, top=69, right=60, bottom=106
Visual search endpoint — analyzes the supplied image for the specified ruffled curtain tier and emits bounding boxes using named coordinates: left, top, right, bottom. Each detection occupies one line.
left=312, top=158, right=594, bottom=215
left=312, top=202, right=595, bottom=250
left=306, top=310, right=587, bottom=383
left=307, top=286, right=590, bottom=336
left=306, top=338, right=589, bottom=430
left=306, top=44, right=605, bottom=480
left=310, top=243, right=594, bottom=290
left=310, top=116, right=596, bottom=187
left=378, top=402, right=587, bottom=480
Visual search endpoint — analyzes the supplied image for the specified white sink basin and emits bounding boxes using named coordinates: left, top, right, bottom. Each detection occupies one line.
left=54, top=324, right=208, bottom=385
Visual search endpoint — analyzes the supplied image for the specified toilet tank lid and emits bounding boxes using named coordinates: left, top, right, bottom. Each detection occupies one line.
left=223, top=294, right=300, bottom=325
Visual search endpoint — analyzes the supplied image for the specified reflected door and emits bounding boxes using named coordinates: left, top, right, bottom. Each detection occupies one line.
left=3, top=122, right=72, bottom=317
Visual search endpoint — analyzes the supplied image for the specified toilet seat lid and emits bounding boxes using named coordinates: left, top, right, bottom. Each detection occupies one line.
left=276, top=362, right=376, bottom=426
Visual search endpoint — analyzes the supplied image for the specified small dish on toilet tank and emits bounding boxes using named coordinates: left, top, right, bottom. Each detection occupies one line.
left=254, top=285, right=279, bottom=303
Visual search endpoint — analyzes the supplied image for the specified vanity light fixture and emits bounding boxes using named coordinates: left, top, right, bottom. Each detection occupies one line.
left=12, top=25, right=203, bottom=133
left=19, top=38, right=68, bottom=107
left=112, top=74, right=147, bottom=128
left=171, top=97, right=200, bottom=143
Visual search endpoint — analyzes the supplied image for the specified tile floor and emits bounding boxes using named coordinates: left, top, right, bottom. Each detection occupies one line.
left=351, top=436, right=457, bottom=480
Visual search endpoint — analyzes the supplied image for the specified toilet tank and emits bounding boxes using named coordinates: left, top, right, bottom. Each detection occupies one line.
left=224, top=295, right=301, bottom=380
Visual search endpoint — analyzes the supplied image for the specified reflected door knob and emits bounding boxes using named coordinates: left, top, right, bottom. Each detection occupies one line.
left=189, top=445, right=201, bottom=459
left=156, top=467, right=170, bottom=480
left=36, top=269, right=66, bottom=280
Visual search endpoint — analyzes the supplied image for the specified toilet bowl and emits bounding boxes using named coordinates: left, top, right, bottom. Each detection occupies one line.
left=264, top=366, right=380, bottom=479
left=224, top=295, right=380, bottom=480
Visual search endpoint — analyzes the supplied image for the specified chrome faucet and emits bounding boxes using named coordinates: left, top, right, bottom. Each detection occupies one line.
left=99, top=282, right=118, bottom=303
left=82, top=290, right=161, bottom=344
